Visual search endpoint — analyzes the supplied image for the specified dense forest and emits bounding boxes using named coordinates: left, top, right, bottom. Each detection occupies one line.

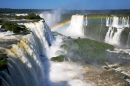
left=0, top=8, right=49, bottom=14
left=0, top=8, right=130, bottom=16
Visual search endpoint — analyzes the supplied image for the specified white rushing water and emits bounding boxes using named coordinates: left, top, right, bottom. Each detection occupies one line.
left=1, top=20, right=54, bottom=86
left=15, top=14, right=28, bottom=16
left=105, top=16, right=129, bottom=45
left=47, top=36, right=92, bottom=86
left=49, top=61, right=90, bottom=86
left=68, top=15, right=84, bottom=36
left=0, top=31, right=14, bottom=38
left=58, top=15, right=87, bottom=38
left=0, top=19, right=92, bottom=86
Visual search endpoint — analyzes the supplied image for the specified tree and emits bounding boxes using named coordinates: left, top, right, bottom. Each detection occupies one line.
left=26, top=13, right=41, bottom=19
left=1, top=21, right=29, bottom=33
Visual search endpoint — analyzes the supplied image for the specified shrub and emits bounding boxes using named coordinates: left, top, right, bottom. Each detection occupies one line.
left=121, top=28, right=130, bottom=46
left=60, top=44, right=69, bottom=50
left=26, top=13, right=41, bottom=19
left=63, top=37, right=114, bottom=64
left=51, top=55, right=64, bottom=62
left=2, top=21, right=18, bottom=33
left=0, top=19, right=3, bottom=23
left=67, top=36, right=71, bottom=39
left=1, top=21, right=29, bottom=33
left=0, top=54, right=7, bottom=70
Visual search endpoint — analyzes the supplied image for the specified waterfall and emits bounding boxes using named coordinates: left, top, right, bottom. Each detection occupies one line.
left=25, top=20, right=55, bottom=46
left=105, top=16, right=129, bottom=45
left=59, top=15, right=87, bottom=38
left=105, top=27, right=114, bottom=43
left=111, top=28, right=124, bottom=45
left=44, top=23, right=55, bottom=46
left=0, top=20, right=55, bottom=86
left=68, top=15, right=85, bottom=36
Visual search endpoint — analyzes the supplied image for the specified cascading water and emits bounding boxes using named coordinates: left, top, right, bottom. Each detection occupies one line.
left=0, top=15, right=90, bottom=86
left=0, top=20, right=55, bottom=86
left=68, top=15, right=84, bottom=37
left=44, top=23, right=55, bottom=46
left=58, top=15, right=87, bottom=38
left=105, top=16, right=129, bottom=45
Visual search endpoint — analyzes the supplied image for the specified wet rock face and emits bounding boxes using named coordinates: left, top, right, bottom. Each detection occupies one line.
left=103, top=62, right=130, bottom=86
left=83, top=65, right=128, bottom=86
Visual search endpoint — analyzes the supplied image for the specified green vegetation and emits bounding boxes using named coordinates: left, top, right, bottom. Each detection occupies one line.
left=27, top=13, right=41, bottom=19
left=0, top=54, right=7, bottom=70
left=0, top=14, right=17, bottom=19
left=67, top=36, right=71, bottom=39
left=60, top=44, right=69, bottom=50
left=109, top=10, right=130, bottom=16
left=1, top=21, right=29, bottom=33
left=121, top=28, right=130, bottom=46
left=51, top=55, right=64, bottom=62
left=16, top=13, right=41, bottom=19
left=0, top=13, right=41, bottom=20
left=0, top=8, right=49, bottom=14
left=62, top=37, right=114, bottom=64
left=87, top=14, right=108, bottom=18
left=0, top=19, right=4, bottom=23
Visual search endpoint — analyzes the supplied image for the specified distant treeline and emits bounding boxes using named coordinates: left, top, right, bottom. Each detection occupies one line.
left=65, top=9, right=130, bottom=16
left=0, top=8, right=51, bottom=14
left=0, top=8, right=130, bottom=16
left=108, top=10, right=130, bottom=16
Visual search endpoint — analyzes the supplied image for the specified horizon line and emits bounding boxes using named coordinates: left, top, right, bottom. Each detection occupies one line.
left=0, top=8, right=130, bottom=11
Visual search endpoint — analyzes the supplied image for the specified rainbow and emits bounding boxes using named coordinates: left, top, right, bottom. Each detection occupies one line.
left=51, top=20, right=70, bottom=31
left=51, top=15, right=129, bottom=31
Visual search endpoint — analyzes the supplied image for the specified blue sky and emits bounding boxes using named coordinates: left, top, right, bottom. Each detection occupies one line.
left=0, top=0, right=130, bottom=10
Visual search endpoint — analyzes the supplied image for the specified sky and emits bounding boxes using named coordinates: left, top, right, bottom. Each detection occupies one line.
left=0, top=0, right=130, bottom=10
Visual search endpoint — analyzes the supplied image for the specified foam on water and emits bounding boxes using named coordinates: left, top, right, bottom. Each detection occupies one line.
left=0, top=31, right=14, bottom=38
left=50, top=61, right=93, bottom=86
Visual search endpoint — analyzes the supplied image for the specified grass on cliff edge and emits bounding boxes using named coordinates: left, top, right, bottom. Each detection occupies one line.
left=51, top=55, right=64, bottom=62
left=61, top=37, right=114, bottom=64
left=1, top=21, right=29, bottom=33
